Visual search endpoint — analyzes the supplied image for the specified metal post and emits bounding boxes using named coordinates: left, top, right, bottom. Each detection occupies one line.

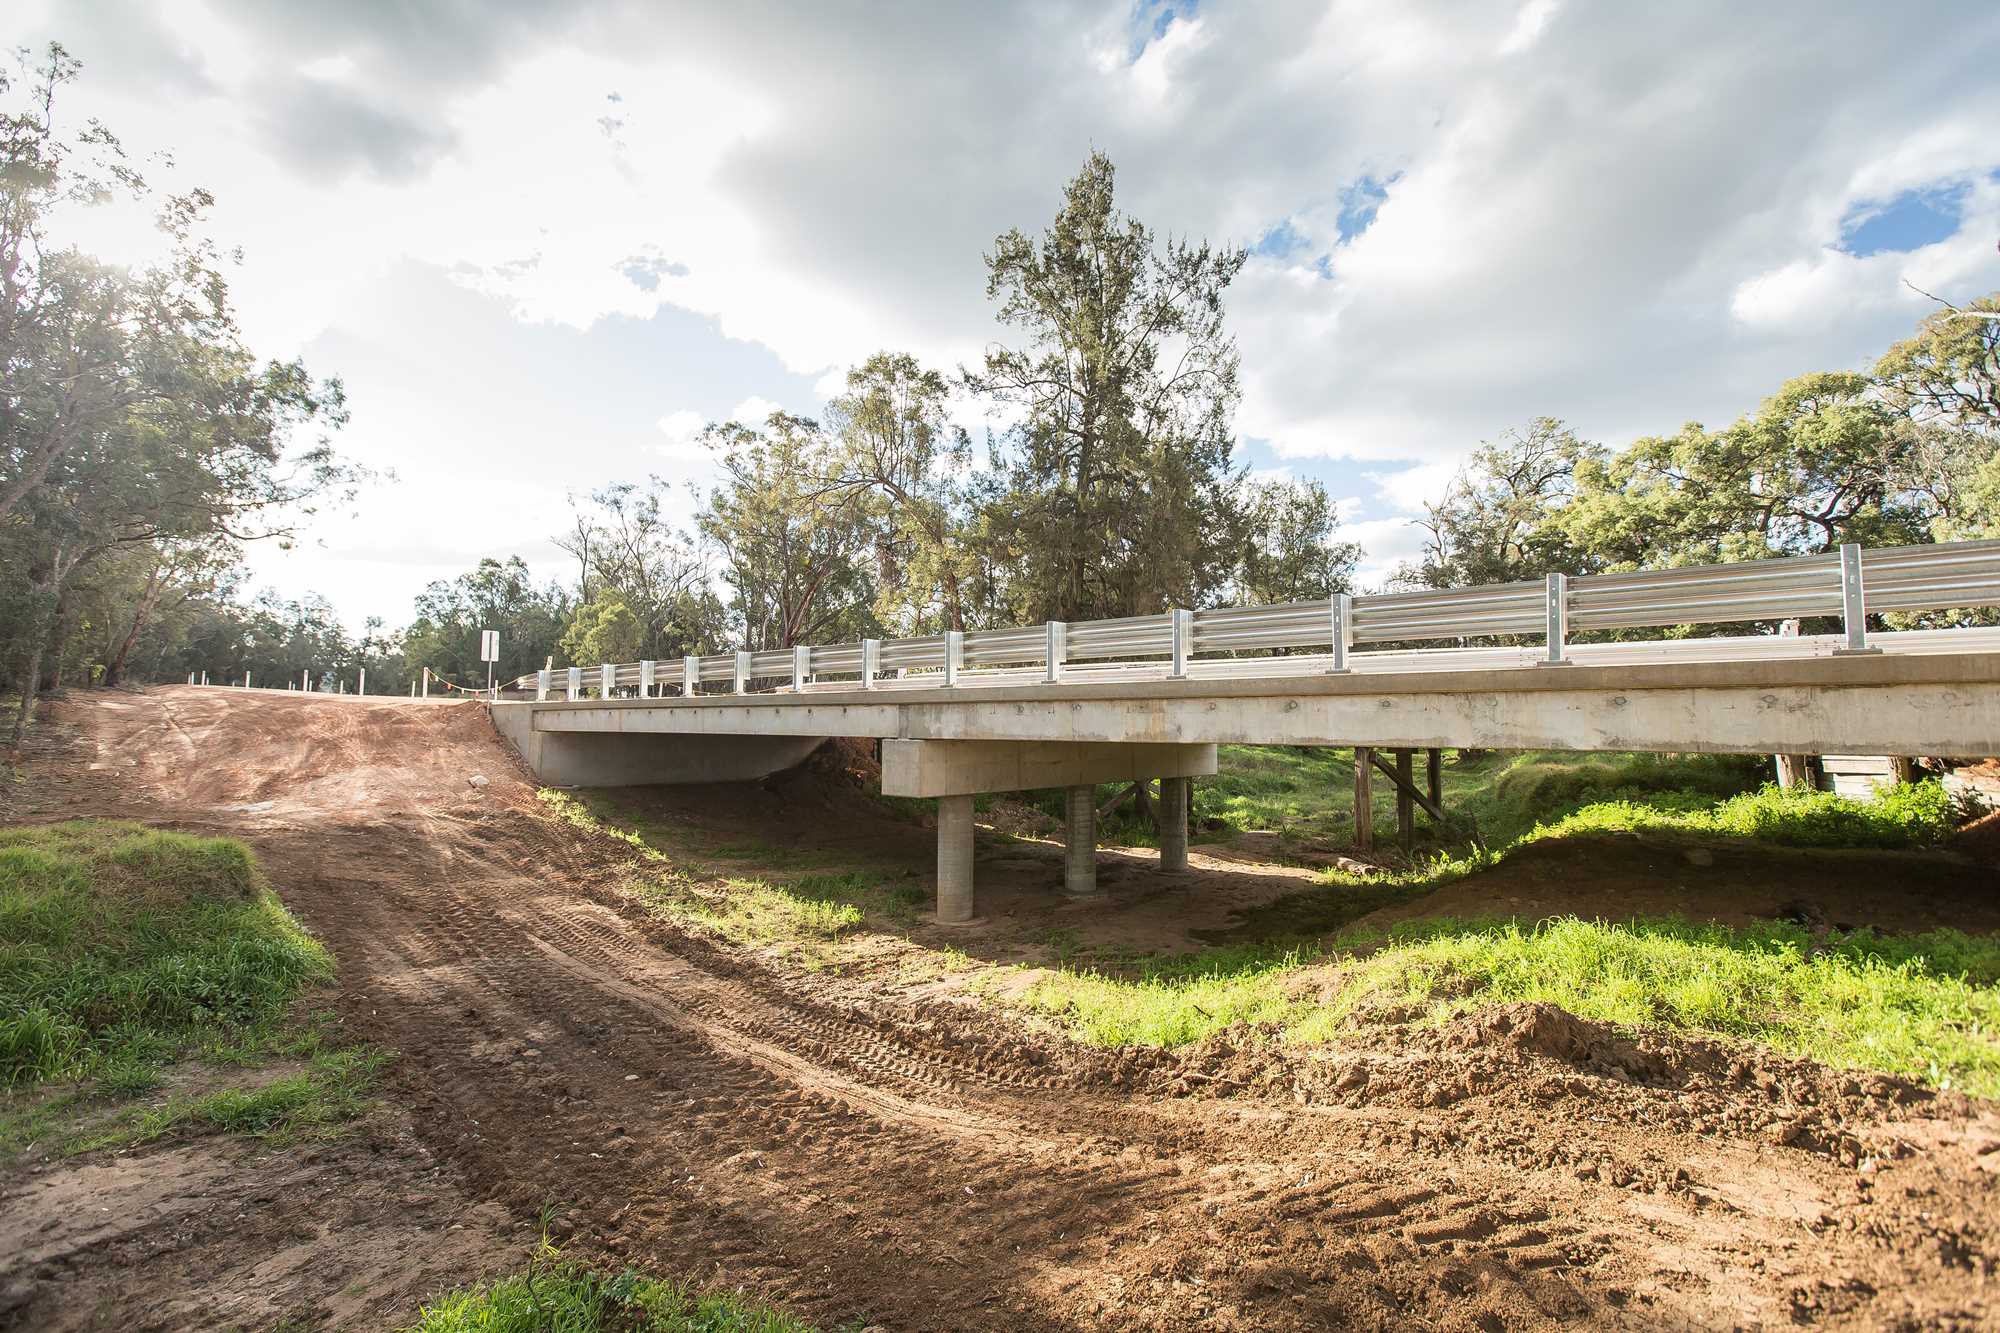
left=792, top=644, right=810, bottom=692
left=1045, top=621, right=1066, bottom=684
left=358, top=667, right=366, bottom=696
left=600, top=663, right=615, bottom=697
left=734, top=651, right=751, bottom=694
left=536, top=668, right=550, bottom=701
left=420, top=668, right=428, bottom=698
left=306, top=669, right=314, bottom=693
left=861, top=638, right=879, bottom=690
left=187, top=672, right=196, bottom=685
left=566, top=666, right=581, bottom=701
left=944, top=630, right=963, bottom=687
left=683, top=655, right=700, bottom=696
left=1329, top=593, right=1353, bottom=673
left=1837, top=542, right=1876, bottom=654
left=1543, top=573, right=1570, bottom=665
left=640, top=659, right=655, bottom=696
left=1169, top=609, right=1192, bottom=679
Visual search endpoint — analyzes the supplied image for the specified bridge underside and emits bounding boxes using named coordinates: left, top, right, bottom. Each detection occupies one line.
left=489, top=653, right=2000, bottom=923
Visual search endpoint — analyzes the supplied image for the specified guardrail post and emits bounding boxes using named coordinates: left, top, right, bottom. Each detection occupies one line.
left=566, top=666, right=581, bottom=700
left=536, top=668, right=550, bottom=701
left=1329, top=593, right=1353, bottom=673
left=792, top=644, right=811, bottom=691
left=682, top=655, right=700, bottom=696
left=944, top=630, right=964, bottom=687
left=734, top=651, right=751, bottom=694
left=1542, top=573, right=1570, bottom=665
left=639, top=659, right=655, bottom=696
left=862, top=638, right=879, bottom=690
left=595, top=663, right=610, bottom=697
left=1169, top=609, right=1192, bottom=679
left=1836, top=542, right=1878, bottom=654
left=1045, top=621, right=1066, bottom=683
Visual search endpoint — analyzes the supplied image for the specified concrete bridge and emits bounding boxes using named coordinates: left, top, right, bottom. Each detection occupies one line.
left=488, top=540, right=2000, bottom=922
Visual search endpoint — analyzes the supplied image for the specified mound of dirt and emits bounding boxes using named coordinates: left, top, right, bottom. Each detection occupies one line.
left=1954, top=810, right=2000, bottom=867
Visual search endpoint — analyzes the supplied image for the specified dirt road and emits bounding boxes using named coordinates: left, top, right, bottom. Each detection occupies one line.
left=4, top=687, right=1997, bottom=1330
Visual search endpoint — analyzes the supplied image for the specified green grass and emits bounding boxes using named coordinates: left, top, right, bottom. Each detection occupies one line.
left=1019, top=914, right=2000, bottom=1095
left=538, top=791, right=932, bottom=969
left=0, top=820, right=381, bottom=1156
left=406, top=1236, right=817, bottom=1333
left=1058, top=746, right=1774, bottom=854
left=0, top=820, right=333, bottom=1085
left=1529, top=779, right=1959, bottom=849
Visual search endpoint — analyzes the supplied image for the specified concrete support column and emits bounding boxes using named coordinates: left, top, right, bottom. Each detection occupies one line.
left=936, top=794, right=975, bottom=923
left=1158, top=776, right=1190, bottom=873
left=1063, top=785, right=1099, bottom=897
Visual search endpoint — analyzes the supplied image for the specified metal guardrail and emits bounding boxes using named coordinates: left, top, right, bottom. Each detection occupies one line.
left=511, top=538, right=2000, bottom=701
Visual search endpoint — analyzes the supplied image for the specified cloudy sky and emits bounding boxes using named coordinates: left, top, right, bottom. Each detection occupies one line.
left=11, top=0, right=2000, bottom=627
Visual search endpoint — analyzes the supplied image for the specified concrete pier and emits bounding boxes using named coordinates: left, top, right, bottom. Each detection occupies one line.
left=1064, top=785, right=1099, bottom=897
left=936, top=794, right=975, bottom=923
left=1158, top=776, right=1189, bottom=872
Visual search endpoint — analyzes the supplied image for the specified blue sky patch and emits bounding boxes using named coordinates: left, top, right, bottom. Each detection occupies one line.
left=1837, top=180, right=1971, bottom=257
left=1338, top=174, right=1393, bottom=241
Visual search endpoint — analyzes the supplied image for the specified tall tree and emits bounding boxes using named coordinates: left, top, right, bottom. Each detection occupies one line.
left=967, top=152, right=1248, bottom=621
left=1, top=45, right=353, bottom=744
left=698, top=411, right=874, bottom=649
left=554, top=479, right=722, bottom=662
left=1399, top=418, right=1604, bottom=589
left=818, top=352, right=981, bottom=634
left=1234, top=478, right=1360, bottom=604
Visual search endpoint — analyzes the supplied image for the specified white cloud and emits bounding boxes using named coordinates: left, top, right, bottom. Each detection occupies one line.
left=1498, top=0, right=1561, bottom=55
left=654, top=409, right=709, bottom=462
left=729, top=396, right=784, bottom=426
left=13, top=0, right=2000, bottom=630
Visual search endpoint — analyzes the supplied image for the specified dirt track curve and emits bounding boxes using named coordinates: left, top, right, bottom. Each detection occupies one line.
left=4, top=687, right=1998, bottom=1331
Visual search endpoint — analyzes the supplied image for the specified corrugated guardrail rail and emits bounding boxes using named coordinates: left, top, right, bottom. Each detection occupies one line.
left=513, top=538, right=2000, bottom=701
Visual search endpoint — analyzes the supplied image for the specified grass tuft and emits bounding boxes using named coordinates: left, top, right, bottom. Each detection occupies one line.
left=405, top=1235, right=816, bottom=1332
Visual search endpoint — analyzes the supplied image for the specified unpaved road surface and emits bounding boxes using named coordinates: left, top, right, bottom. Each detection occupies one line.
left=4, top=687, right=1998, bottom=1330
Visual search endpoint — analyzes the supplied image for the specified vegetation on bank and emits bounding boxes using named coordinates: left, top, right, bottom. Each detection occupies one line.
left=0, top=820, right=378, bottom=1154
left=1018, top=759, right=1993, bottom=1091
left=406, top=1235, right=816, bottom=1333
left=1022, top=915, right=2000, bottom=1096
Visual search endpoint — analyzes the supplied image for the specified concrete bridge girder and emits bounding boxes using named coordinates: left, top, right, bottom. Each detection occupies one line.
left=492, top=652, right=2000, bottom=923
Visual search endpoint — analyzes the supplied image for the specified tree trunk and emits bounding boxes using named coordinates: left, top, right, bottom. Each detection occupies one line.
left=104, top=561, right=166, bottom=687
left=10, top=635, right=47, bottom=751
left=10, top=539, right=86, bottom=752
left=44, top=594, right=74, bottom=691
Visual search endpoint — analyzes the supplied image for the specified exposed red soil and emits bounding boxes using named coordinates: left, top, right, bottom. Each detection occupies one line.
left=2, top=686, right=1998, bottom=1331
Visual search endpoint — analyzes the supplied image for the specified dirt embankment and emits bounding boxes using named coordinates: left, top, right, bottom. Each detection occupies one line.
left=3, top=687, right=1997, bottom=1331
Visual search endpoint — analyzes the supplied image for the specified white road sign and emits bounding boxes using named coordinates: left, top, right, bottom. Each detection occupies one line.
left=480, top=629, right=499, bottom=662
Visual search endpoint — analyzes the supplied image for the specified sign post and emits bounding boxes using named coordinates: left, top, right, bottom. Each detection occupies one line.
left=480, top=629, right=500, bottom=696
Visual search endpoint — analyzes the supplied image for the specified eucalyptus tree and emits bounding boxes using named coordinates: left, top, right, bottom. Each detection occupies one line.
left=697, top=411, right=875, bottom=650
left=2, top=44, right=354, bottom=745
left=967, top=151, right=1249, bottom=621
